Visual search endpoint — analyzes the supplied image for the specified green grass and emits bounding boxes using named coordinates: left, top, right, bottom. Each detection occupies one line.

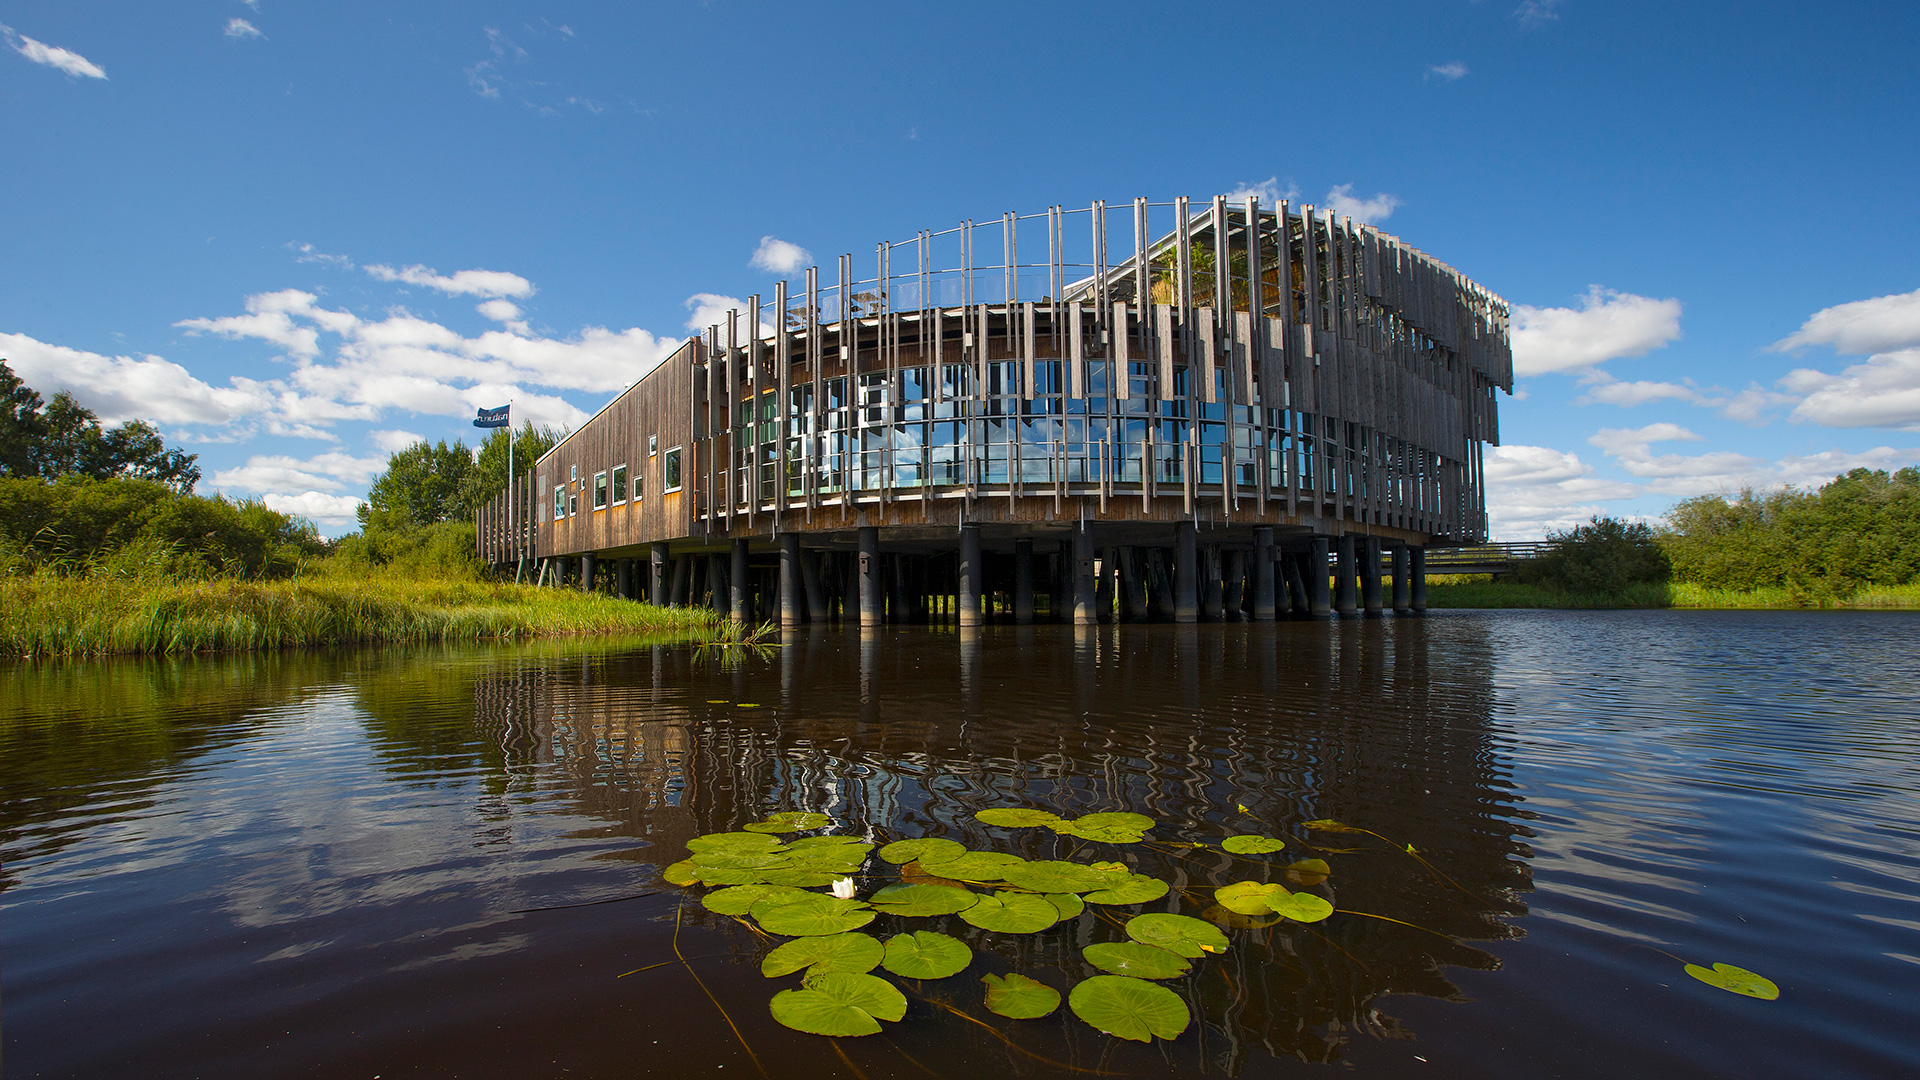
left=1423, top=576, right=1920, bottom=610
left=0, top=572, right=746, bottom=659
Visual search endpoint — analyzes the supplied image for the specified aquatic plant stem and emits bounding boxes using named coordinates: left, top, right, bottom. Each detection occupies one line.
left=903, top=992, right=1129, bottom=1076
left=673, top=903, right=771, bottom=1080
left=830, top=1039, right=871, bottom=1080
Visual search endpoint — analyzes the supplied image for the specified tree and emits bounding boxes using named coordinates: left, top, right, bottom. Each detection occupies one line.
left=1522, top=515, right=1671, bottom=594
left=359, top=438, right=475, bottom=530
left=456, top=421, right=562, bottom=523
left=0, top=360, right=201, bottom=492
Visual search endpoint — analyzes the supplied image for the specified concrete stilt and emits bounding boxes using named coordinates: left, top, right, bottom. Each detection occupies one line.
left=779, top=534, right=801, bottom=626
left=1335, top=535, right=1359, bottom=616
left=708, top=555, right=728, bottom=615
left=1411, top=547, right=1428, bottom=613
left=958, top=524, right=981, bottom=627
left=1362, top=537, right=1384, bottom=615
left=1224, top=549, right=1246, bottom=618
left=859, top=526, right=883, bottom=628
left=1310, top=539, right=1332, bottom=617
left=1073, top=524, right=1097, bottom=625
left=1252, top=527, right=1276, bottom=621
left=1174, top=521, right=1198, bottom=623
left=730, top=539, right=750, bottom=622
left=651, top=543, right=669, bottom=604
left=1392, top=548, right=1412, bottom=613
left=581, top=552, right=597, bottom=594
left=1285, top=552, right=1310, bottom=615
left=1013, top=538, right=1034, bottom=624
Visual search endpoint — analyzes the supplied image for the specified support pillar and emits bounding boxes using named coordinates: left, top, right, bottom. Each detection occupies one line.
left=1285, top=552, right=1310, bottom=615
left=1073, top=523, right=1097, bottom=625
left=1411, top=547, right=1428, bottom=613
left=581, top=551, right=597, bottom=594
left=1095, top=549, right=1116, bottom=623
left=1362, top=537, right=1384, bottom=616
left=1224, top=549, right=1246, bottom=618
left=730, top=539, right=750, bottom=622
left=779, top=534, right=801, bottom=626
left=1309, top=539, right=1332, bottom=617
left=858, top=526, right=883, bottom=628
left=669, top=556, right=690, bottom=606
left=1200, top=546, right=1224, bottom=621
left=1252, top=527, right=1276, bottom=621
left=1013, top=538, right=1034, bottom=624
left=1120, top=547, right=1147, bottom=621
left=1173, top=521, right=1198, bottom=623
left=1392, top=548, right=1412, bottom=613
left=957, top=524, right=982, bottom=627
left=708, top=555, right=728, bottom=616
left=1335, top=535, right=1359, bottom=616
left=651, top=543, right=669, bottom=604
left=1052, top=543, right=1072, bottom=622
left=615, top=558, right=633, bottom=600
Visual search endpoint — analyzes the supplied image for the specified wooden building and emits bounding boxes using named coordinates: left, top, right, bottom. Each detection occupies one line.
left=476, top=196, right=1512, bottom=624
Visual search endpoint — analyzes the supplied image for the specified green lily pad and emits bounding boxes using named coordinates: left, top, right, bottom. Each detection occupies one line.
left=690, top=849, right=789, bottom=869
left=1200, top=903, right=1283, bottom=930
left=982, top=973, right=1060, bottom=1019
left=762, top=932, right=884, bottom=977
left=1222, top=835, right=1287, bottom=855
left=751, top=894, right=876, bottom=937
left=780, top=850, right=868, bottom=873
left=687, top=832, right=787, bottom=852
left=1082, top=873, right=1169, bottom=906
left=695, top=866, right=772, bottom=886
left=1284, top=858, right=1331, bottom=886
left=758, top=868, right=843, bottom=889
left=1266, top=891, right=1333, bottom=923
left=702, top=883, right=811, bottom=915
left=1077, top=812, right=1155, bottom=832
left=868, top=883, right=980, bottom=917
left=882, top=931, right=972, bottom=979
left=959, top=892, right=1061, bottom=934
left=1214, top=881, right=1289, bottom=916
left=1044, top=892, right=1085, bottom=922
left=1083, top=941, right=1191, bottom=979
left=789, top=836, right=873, bottom=851
left=975, top=808, right=1063, bottom=828
left=919, top=851, right=1026, bottom=882
left=663, top=860, right=701, bottom=886
left=1049, top=819, right=1147, bottom=843
left=878, top=837, right=967, bottom=865
left=1001, top=860, right=1115, bottom=894
left=1068, top=975, right=1189, bottom=1042
left=1125, top=913, right=1229, bottom=958
left=743, top=811, right=832, bottom=834
left=768, top=972, right=905, bottom=1036
left=1301, top=818, right=1362, bottom=833
left=1684, top=962, right=1779, bottom=1000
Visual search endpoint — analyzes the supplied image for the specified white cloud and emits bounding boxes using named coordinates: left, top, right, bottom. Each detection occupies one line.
left=1783, top=347, right=1920, bottom=431
left=364, top=264, right=533, bottom=299
left=2, top=24, right=107, bottom=79
left=1223, top=177, right=1299, bottom=206
left=1483, top=443, right=1641, bottom=538
left=1515, top=0, right=1563, bottom=26
left=1720, top=384, right=1800, bottom=424
left=1427, top=62, right=1469, bottom=82
left=370, top=429, right=426, bottom=453
left=1575, top=377, right=1703, bottom=407
left=225, top=18, right=262, bottom=39
left=750, top=236, right=812, bottom=275
left=261, top=492, right=364, bottom=528
left=289, top=242, right=351, bottom=269
left=1773, top=286, right=1920, bottom=356
left=212, top=451, right=386, bottom=494
left=1510, top=286, right=1683, bottom=377
left=1324, top=184, right=1401, bottom=225
left=1770, top=447, right=1920, bottom=487
left=176, top=288, right=354, bottom=359
left=465, top=60, right=501, bottom=100
left=0, top=330, right=271, bottom=427
left=684, top=293, right=775, bottom=338
left=1588, top=423, right=1770, bottom=495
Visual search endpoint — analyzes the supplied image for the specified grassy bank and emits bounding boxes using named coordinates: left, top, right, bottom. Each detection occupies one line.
left=1423, top=575, right=1920, bottom=610
left=0, top=573, right=744, bottom=659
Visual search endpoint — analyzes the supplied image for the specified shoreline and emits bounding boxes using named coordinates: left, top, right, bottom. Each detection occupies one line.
left=1425, top=579, right=1920, bottom=610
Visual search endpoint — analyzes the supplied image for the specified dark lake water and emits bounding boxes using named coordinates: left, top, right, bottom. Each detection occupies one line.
left=4, top=611, right=1918, bottom=1079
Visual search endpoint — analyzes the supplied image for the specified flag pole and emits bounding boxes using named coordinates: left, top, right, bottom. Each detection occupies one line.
left=510, top=402, right=524, bottom=584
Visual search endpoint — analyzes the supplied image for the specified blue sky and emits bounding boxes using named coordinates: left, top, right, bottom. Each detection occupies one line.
left=3, top=0, right=1916, bottom=536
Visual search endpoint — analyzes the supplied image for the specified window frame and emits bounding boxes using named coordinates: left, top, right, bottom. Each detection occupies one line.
left=663, top=446, right=683, bottom=492
left=592, top=470, right=609, bottom=510
left=610, top=463, right=628, bottom=505
left=553, top=484, right=567, bottom=519
left=649, top=434, right=659, bottom=457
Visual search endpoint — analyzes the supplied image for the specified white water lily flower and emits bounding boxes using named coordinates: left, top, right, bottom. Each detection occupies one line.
left=831, top=877, right=856, bottom=900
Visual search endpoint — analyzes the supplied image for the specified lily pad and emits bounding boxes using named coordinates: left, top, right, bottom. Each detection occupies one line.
left=878, top=837, right=966, bottom=865
left=1068, top=975, right=1189, bottom=1042
left=762, top=932, right=884, bottom=977
left=1222, top=835, right=1287, bottom=855
left=918, top=850, right=1026, bottom=882
left=1266, top=891, right=1334, bottom=923
left=751, top=894, right=876, bottom=937
left=687, top=832, right=787, bottom=853
left=758, top=869, right=843, bottom=889
left=743, top=811, right=832, bottom=834
left=1684, top=962, right=1779, bottom=1000
left=789, top=836, right=873, bottom=851
left=695, top=866, right=773, bottom=886
left=869, top=883, right=980, bottom=917
left=982, top=973, right=1060, bottom=1019
left=1083, top=941, right=1191, bottom=979
left=1044, top=892, right=1085, bottom=922
left=768, top=972, right=904, bottom=1036
left=1301, top=818, right=1362, bottom=833
left=1082, top=873, right=1170, bottom=906
left=959, top=892, right=1061, bottom=934
left=1125, top=913, right=1229, bottom=958
left=690, top=849, right=789, bottom=870
left=1214, top=881, right=1289, bottom=916
left=1049, top=819, right=1148, bottom=844
left=1201, top=903, right=1283, bottom=930
left=1077, top=812, right=1155, bottom=832
left=702, top=883, right=811, bottom=915
left=1284, top=858, right=1331, bottom=886
left=663, top=859, right=701, bottom=886
left=975, top=808, right=1063, bottom=828
left=1001, top=860, right=1116, bottom=894
left=882, top=931, right=972, bottom=979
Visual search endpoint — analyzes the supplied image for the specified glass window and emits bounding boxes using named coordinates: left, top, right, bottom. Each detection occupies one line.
left=593, top=471, right=609, bottom=509
left=664, top=447, right=683, bottom=492
left=634, top=468, right=644, bottom=501
left=611, top=465, right=628, bottom=503
left=568, top=491, right=578, bottom=516
left=649, top=435, right=658, bottom=456
left=554, top=485, right=566, bottom=519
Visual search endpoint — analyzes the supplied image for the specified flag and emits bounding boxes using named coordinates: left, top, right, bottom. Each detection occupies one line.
left=473, top=404, right=510, bottom=428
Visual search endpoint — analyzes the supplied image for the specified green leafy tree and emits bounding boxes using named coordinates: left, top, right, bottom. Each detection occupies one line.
left=1522, top=515, right=1671, bottom=594
left=1663, top=469, right=1920, bottom=596
left=456, top=422, right=562, bottom=522
left=0, top=360, right=200, bottom=491
left=359, top=439, right=474, bottom=531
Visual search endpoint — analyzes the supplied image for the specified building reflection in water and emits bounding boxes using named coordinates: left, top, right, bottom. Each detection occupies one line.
left=466, top=618, right=1529, bottom=1070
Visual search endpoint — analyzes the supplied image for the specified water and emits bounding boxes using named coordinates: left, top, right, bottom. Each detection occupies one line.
left=3, top=612, right=1917, bottom=1079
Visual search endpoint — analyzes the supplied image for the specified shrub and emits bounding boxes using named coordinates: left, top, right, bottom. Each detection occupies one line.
left=1521, top=516, right=1671, bottom=594
left=0, top=476, right=322, bottom=579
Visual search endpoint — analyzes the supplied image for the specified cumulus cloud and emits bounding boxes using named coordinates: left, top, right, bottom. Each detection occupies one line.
left=684, top=293, right=776, bottom=338
left=2, top=24, right=107, bottom=78
left=212, top=451, right=386, bottom=494
left=0, top=330, right=272, bottom=428
left=364, top=264, right=533, bottom=299
left=1510, top=286, right=1683, bottom=377
left=1515, top=0, right=1563, bottom=26
left=1427, top=62, right=1468, bottom=82
left=289, top=242, right=351, bottom=269
left=1587, top=423, right=1772, bottom=495
left=750, top=236, right=812, bottom=275
left=1324, top=185, right=1400, bottom=225
left=370, top=429, right=426, bottom=453
left=1774, top=286, right=1920, bottom=355
left=176, top=288, right=353, bottom=360
left=1576, top=377, right=1702, bottom=407
left=1781, top=348, right=1920, bottom=431
left=225, top=18, right=262, bottom=39
left=261, top=492, right=365, bottom=528
left=1223, top=177, right=1299, bottom=205
left=1482, top=443, right=1641, bottom=538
